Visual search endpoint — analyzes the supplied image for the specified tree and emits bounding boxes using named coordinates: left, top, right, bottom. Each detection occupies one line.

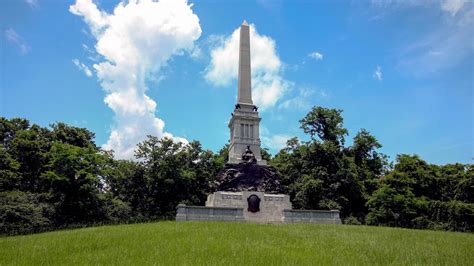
left=41, top=142, right=113, bottom=225
left=8, top=125, right=52, bottom=192
left=132, top=137, right=221, bottom=217
left=50, top=123, right=97, bottom=149
left=0, top=191, right=53, bottom=235
left=350, top=129, right=388, bottom=203
left=299, top=106, right=348, bottom=145
left=0, top=145, right=21, bottom=192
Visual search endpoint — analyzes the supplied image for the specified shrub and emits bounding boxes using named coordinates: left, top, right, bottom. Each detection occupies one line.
left=0, top=191, right=53, bottom=235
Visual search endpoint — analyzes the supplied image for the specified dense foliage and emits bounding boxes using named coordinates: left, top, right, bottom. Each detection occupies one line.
left=1, top=108, right=472, bottom=235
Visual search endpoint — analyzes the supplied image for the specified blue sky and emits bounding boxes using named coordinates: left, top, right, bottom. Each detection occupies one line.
left=1, top=0, right=473, bottom=164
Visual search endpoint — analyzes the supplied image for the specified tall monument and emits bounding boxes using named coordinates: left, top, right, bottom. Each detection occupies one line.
left=176, top=20, right=342, bottom=224
left=227, top=20, right=265, bottom=165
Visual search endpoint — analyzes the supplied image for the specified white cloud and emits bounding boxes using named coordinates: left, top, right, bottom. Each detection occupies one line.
left=25, top=0, right=38, bottom=9
left=205, top=24, right=291, bottom=110
left=70, top=0, right=201, bottom=159
left=373, top=65, right=383, bottom=81
left=72, top=58, right=93, bottom=77
left=261, top=134, right=293, bottom=152
left=308, top=51, right=323, bottom=60
left=441, top=0, right=466, bottom=16
left=4, top=28, right=29, bottom=55
left=278, top=86, right=326, bottom=110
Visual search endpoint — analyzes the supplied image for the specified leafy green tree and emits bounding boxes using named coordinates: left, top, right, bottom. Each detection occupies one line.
left=273, top=107, right=387, bottom=223
left=299, top=106, right=348, bottom=145
left=366, top=181, right=417, bottom=227
left=41, top=142, right=112, bottom=225
left=8, top=125, right=52, bottom=192
left=0, top=118, right=30, bottom=147
left=106, top=160, right=148, bottom=218
left=0, top=191, right=53, bottom=235
left=260, top=147, right=272, bottom=162
left=130, top=137, right=221, bottom=217
left=0, top=145, right=21, bottom=191
left=50, top=123, right=97, bottom=149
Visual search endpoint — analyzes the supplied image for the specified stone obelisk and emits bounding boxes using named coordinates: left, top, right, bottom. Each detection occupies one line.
left=227, top=20, right=265, bottom=165
left=237, top=20, right=253, bottom=105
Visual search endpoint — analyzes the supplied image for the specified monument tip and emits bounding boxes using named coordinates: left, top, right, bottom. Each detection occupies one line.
left=242, top=19, right=248, bottom=26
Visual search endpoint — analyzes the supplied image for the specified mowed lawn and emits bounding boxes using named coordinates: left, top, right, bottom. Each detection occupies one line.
left=1, top=222, right=473, bottom=265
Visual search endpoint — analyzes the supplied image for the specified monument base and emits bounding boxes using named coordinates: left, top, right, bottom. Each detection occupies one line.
left=176, top=191, right=342, bottom=224
left=206, top=191, right=291, bottom=223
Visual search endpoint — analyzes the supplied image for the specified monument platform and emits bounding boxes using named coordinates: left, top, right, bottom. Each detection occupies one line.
left=176, top=191, right=341, bottom=224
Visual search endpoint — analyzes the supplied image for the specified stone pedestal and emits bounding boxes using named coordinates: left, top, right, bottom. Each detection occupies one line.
left=206, top=191, right=291, bottom=223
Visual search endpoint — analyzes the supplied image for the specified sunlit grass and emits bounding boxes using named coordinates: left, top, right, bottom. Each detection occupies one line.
left=1, top=221, right=473, bottom=265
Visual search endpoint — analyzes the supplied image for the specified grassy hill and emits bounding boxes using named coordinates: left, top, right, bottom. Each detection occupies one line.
left=1, top=222, right=473, bottom=265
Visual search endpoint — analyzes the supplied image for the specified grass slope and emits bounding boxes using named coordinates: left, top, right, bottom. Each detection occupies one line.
left=1, top=222, right=473, bottom=265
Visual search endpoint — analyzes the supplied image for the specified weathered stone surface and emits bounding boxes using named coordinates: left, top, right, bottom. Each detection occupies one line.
left=206, top=191, right=292, bottom=223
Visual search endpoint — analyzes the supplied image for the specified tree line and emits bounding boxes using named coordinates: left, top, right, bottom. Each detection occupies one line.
left=1, top=106, right=472, bottom=235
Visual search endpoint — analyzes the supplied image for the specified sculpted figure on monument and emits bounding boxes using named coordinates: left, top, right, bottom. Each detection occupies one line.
left=215, top=162, right=282, bottom=193
left=241, top=145, right=257, bottom=164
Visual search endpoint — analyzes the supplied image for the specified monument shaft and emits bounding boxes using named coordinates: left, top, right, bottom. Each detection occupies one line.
left=227, top=20, right=265, bottom=165
left=238, top=21, right=252, bottom=105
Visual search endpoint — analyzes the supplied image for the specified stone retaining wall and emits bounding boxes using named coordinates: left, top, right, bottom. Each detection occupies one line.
left=176, top=204, right=342, bottom=224
left=176, top=204, right=244, bottom=222
left=282, top=209, right=341, bottom=224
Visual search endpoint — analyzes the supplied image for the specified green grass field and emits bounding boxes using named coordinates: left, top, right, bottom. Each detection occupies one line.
left=1, top=222, right=473, bottom=265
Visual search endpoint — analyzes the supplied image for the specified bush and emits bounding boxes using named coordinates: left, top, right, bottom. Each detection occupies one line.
left=343, top=216, right=362, bottom=225
left=103, top=197, right=132, bottom=223
left=427, top=200, right=474, bottom=232
left=0, top=191, right=53, bottom=235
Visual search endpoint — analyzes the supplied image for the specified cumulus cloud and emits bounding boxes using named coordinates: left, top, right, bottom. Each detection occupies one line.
left=205, top=24, right=291, bottom=110
left=308, top=51, right=323, bottom=60
left=4, top=28, right=30, bottom=54
left=70, top=0, right=201, bottom=159
left=72, top=58, right=93, bottom=77
left=373, top=65, right=383, bottom=81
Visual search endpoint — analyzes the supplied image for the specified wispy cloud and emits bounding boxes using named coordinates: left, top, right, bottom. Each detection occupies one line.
left=72, top=58, right=93, bottom=77
left=308, top=51, right=323, bottom=60
left=278, top=86, right=328, bottom=110
left=441, top=0, right=467, bottom=16
left=25, top=0, right=38, bottom=9
left=4, top=28, right=30, bottom=55
left=369, top=0, right=474, bottom=77
left=373, top=65, right=383, bottom=81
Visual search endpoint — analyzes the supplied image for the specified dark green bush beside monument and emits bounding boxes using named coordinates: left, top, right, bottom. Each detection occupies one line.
left=0, top=110, right=472, bottom=235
